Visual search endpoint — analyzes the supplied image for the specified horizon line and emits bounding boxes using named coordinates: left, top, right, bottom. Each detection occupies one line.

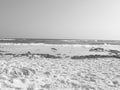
left=0, top=38, right=120, bottom=41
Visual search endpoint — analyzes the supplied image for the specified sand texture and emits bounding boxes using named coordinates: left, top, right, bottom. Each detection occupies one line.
left=0, top=43, right=120, bottom=90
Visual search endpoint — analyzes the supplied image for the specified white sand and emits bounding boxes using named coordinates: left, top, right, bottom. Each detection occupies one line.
left=0, top=44, right=120, bottom=90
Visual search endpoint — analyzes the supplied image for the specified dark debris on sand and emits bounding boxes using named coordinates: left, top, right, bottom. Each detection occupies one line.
left=71, top=55, right=120, bottom=59
left=0, top=51, right=62, bottom=59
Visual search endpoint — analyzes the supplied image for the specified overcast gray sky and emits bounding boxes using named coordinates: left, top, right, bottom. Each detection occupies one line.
left=0, top=0, right=120, bottom=40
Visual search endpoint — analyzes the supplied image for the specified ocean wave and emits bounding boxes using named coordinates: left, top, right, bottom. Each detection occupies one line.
left=0, top=38, right=16, bottom=41
left=0, top=43, right=112, bottom=48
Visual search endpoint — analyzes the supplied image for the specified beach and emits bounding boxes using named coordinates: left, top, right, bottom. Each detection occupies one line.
left=0, top=40, right=120, bottom=90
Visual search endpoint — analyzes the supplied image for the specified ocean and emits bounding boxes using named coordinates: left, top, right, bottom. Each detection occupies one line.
left=0, top=38, right=120, bottom=45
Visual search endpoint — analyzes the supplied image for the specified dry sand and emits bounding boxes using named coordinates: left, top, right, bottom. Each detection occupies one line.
left=0, top=43, right=120, bottom=90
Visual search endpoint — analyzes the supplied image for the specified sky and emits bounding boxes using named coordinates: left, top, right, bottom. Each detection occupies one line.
left=0, top=0, right=120, bottom=40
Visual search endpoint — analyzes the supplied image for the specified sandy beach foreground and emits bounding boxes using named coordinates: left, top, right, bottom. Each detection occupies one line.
left=0, top=43, right=120, bottom=90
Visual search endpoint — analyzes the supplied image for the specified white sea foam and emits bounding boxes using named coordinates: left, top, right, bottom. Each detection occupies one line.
left=0, top=43, right=115, bottom=48
left=0, top=43, right=90, bottom=46
left=0, top=38, right=15, bottom=40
